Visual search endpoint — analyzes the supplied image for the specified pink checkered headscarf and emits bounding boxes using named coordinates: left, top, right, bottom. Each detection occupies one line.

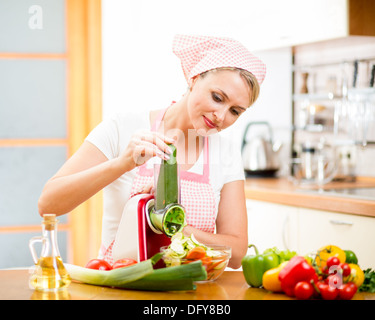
left=172, top=34, right=266, bottom=85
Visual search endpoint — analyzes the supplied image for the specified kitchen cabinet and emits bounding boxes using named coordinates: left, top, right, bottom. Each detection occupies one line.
left=298, top=207, right=375, bottom=269
left=246, top=199, right=375, bottom=268
left=246, top=200, right=298, bottom=253
left=244, top=0, right=375, bottom=51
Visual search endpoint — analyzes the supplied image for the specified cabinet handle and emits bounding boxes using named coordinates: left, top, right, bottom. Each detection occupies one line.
left=282, top=216, right=290, bottom=250
left=329, top=219, right=353, bottom=226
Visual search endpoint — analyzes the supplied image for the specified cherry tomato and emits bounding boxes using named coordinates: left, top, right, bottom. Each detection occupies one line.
left=327, top=256, right=341, bottom=268
left=338, top=282, right=357, bottom=300
left=322, top=266, right=330, bottom=275
left=326, top=274, right=343, bottom=289
left=85, top=259, right=112, bottom=271
left=317, top=282, right=338, bottom=300
left=112, top=258, right=137, bottom=269
left=339, top=263, right=351, bottom=277
left=294, top=281, right=314, bottom=300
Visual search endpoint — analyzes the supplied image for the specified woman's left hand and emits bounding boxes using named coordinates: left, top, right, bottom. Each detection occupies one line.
left=133, top=182, right=154, bottom=196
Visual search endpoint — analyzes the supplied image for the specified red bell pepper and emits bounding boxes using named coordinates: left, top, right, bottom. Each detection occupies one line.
left=278, top=256, right=318, bottom=297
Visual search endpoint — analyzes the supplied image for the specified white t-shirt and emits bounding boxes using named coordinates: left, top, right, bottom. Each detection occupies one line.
left=85, top=111, right=245, bottom=249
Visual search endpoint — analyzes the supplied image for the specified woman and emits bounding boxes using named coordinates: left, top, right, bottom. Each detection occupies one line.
left=38, top=34, right=266, bottom=269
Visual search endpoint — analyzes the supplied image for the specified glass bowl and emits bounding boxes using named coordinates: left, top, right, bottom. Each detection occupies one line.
left=161, top=245, right=231, bottom=282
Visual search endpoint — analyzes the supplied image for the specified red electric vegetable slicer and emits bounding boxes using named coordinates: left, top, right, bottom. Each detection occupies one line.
left=111, top=158, right=185, bottom=265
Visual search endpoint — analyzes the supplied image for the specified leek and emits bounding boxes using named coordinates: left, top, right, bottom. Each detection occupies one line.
left=65, top=259, right=154, bottom=287
left=117, top=260, right=207, bottom=291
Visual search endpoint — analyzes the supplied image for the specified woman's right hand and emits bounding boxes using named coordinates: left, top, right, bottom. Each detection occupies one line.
left=38, top=130, right=174, bottom=216
left=118, top=130, right=175, bottom=170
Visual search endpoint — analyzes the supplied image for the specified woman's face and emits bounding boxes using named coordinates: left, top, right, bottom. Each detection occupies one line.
left=187, top=69, right=251, bottom=136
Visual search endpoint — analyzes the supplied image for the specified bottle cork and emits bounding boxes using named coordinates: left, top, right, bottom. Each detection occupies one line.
left=43, top=214, right=57, bottom=230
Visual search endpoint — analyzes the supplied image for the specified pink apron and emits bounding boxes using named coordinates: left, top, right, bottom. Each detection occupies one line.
left=101, top=108, right=216, bottom=264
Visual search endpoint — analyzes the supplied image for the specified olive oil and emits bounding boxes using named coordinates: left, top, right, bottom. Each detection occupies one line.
left=30, top=287, right=71, bottom=300
left=29, top=256, right=71, bottom=291
left=29, top=214, right=71, bottom=291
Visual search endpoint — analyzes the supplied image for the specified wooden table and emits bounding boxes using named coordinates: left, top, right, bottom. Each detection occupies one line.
left=1, top=269, right=374, bottom=300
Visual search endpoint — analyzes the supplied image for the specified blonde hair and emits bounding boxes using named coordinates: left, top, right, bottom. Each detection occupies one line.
left=198, top=67, right=260, bottom=107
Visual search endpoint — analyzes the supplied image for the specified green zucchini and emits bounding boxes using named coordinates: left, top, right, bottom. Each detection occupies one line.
left=117, top=260, right=207, bottom=291
left=151, top=143, right=185, bottom=236
left=155, top=144, right=178, bottom=211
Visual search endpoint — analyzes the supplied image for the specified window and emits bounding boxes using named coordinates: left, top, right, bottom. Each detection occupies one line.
left=0, top=0, right=102, bottom=268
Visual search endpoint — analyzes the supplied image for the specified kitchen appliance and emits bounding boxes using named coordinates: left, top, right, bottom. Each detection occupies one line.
left=289, top=141, right=338, bottom=186
left=112, top=150, right=185, bottom=267
left=241, top=121, right=282, bottom=177
left=300, top=143, right=316, bottom=181
left=334, top=144, right=356, bottom=182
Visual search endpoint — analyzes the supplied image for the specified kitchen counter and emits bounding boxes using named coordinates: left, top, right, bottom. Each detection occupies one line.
left=1, top=269, right=374, bottom=300
left=244, top=177, right=375, bottom=218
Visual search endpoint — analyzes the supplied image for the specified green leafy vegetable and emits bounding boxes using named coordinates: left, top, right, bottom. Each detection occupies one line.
left=359, top=268, right=375, bottom=293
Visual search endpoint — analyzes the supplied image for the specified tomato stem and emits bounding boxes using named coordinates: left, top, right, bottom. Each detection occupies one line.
left=311, top=279, right=320, bottom=295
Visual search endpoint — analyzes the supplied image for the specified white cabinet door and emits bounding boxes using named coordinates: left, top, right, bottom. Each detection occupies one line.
left=298, top=208, right=375, bottom=269
left=246, top=200, right=375, bottom=269
left=246, top=199, right=299, bottom=253
left=243, top=0, right=348, bottom=51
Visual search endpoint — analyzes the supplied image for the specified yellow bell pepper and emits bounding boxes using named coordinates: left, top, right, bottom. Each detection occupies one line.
left=262, top=261, right=288, bottom=292
left=314, top=245, right=346, bottom=269
left=344, top=263, right=365, bottom=288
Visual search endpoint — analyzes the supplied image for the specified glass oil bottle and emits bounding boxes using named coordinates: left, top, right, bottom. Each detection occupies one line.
left=29, top=214, right=71, bottom=291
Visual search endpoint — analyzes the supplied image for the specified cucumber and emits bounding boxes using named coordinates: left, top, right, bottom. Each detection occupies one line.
left=155, top=144, right=178, bottom=211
